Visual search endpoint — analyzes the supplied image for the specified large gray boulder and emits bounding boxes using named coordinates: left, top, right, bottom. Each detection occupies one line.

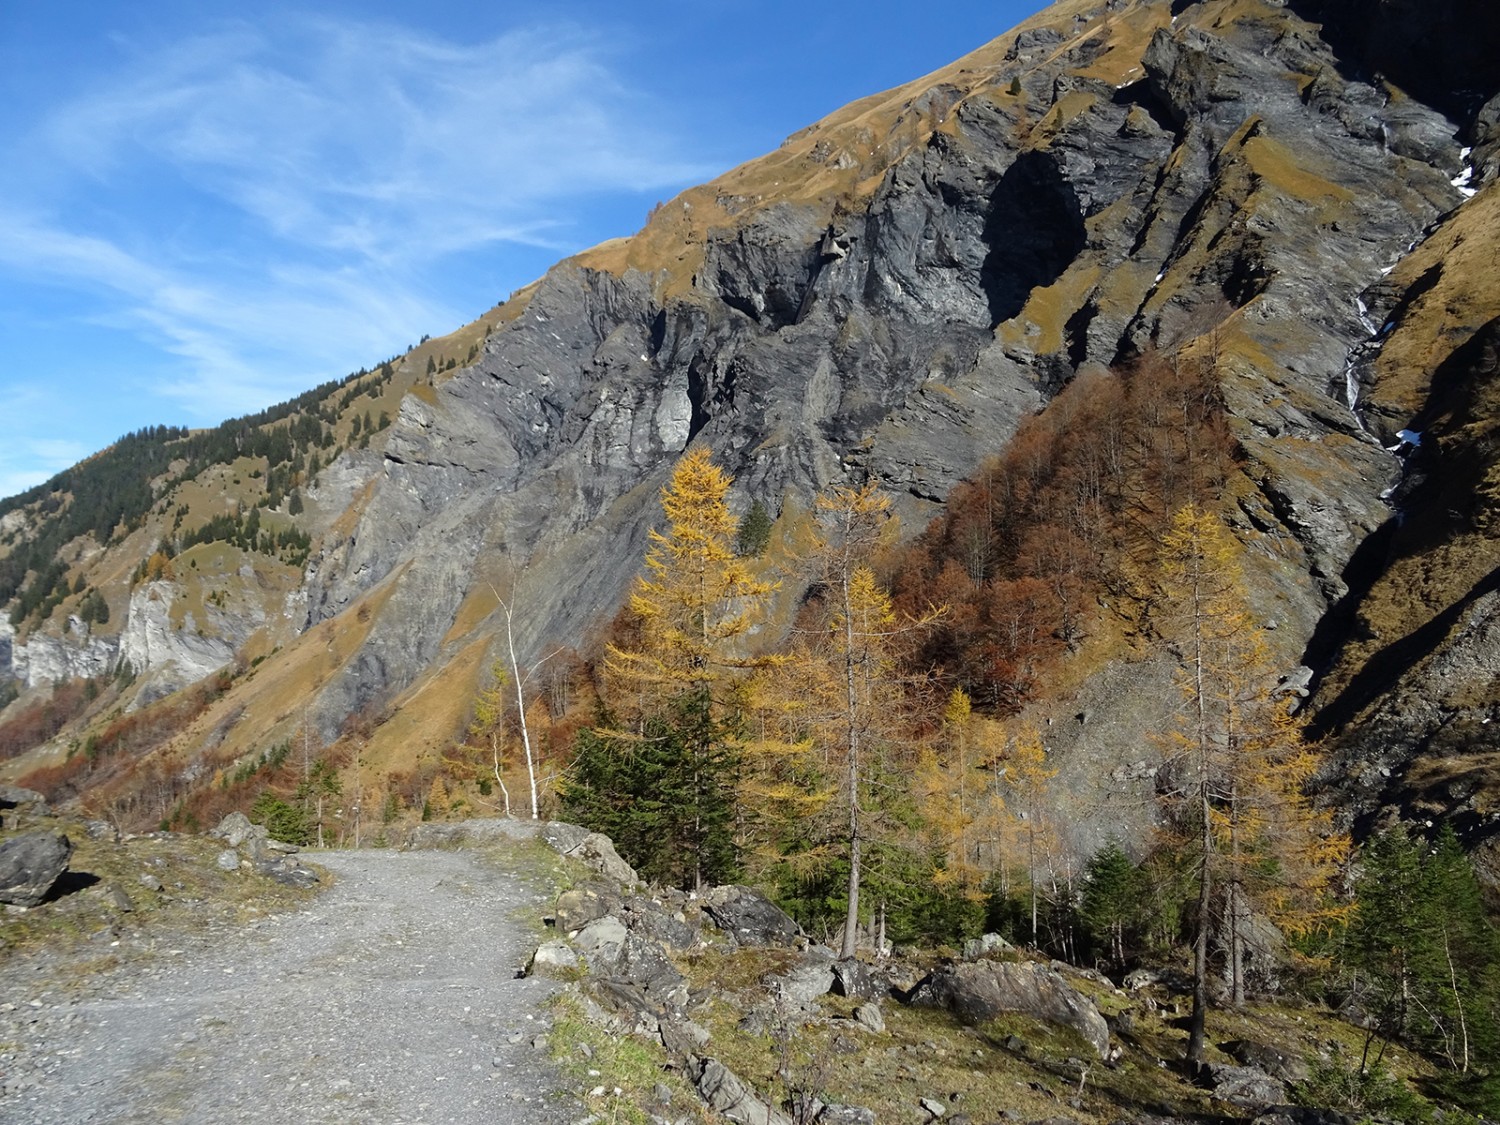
left=554, top=880, right=621, bottom=933
left=209, top=811, right=265, bottom=848
left=562, top=832, right=640, bottom=887
left=765, top=946, right=836, bottom=1008
left=702, top=884, right=802, bottom=947
left=0, top=830, right=73, bottom=907
left=907, top=959, right=1109, bottom=1059
left=1206, top=1062, right=1288, bottom=1109
left=573, top=915, right=684, bottom=1002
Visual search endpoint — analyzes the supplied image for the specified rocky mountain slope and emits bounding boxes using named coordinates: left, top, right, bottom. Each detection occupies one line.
left=2, top=0, right=1498, bottom=861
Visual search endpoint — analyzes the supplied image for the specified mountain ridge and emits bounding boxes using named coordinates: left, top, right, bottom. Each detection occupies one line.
left=1, top=0, right=1497, bottom=880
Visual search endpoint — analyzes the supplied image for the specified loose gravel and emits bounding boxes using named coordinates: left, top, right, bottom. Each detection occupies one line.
left=1, top=848, right=586, bottom=1124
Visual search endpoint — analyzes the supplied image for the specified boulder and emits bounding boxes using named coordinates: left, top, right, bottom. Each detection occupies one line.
left=831, top=958, right=880, bottom=1000
left=527, top=940, right=581, bottom=978
left=615, top=932, right=686, bottom=1002
left=919, top=1095, right=948, bottom=1118
left=853, top=1003, right=885, bottom=1034
left=686, top=1055, right=793, bottom=1125
left=588, top=978, right=663, bottom=1037
left=540, top=821, right=593, bottom=854
left=765, top=946, right=836, bottom=1007
left=555, top=880, right=621, bottom=933
left=0, top=785, right=51, bottom=822
left=574, top=915, right=684, bottom=1001
left=1205, top=1062, right=1288, bottom=1109
left=659, top=1015, right=711, bottom=1060
left=907, top=960, right=1110, bottom=1059
left=1223, top=1038, right=1310, bottom=1084
left=563, top=832, right=640, bottom=886
left=818, top=1107, right=876, bottom=1125
left=574, top=915, right=629, bottom=965
left=962, top=932, right=1015, bottom=960
left=618, top=894, right=698, bottom=949
left=702, top=884, right=802, bottom=946
left=209, top=811, right=266, bottom=849
left=0, top=831, right=73, bottom=907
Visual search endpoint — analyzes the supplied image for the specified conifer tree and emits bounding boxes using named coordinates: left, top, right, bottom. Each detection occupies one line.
left=1080, top=840, right=1147, bottom=969
left=576, top=446, right=776, bottom=889
left=800, top=482, right=944, bottom=957
left=917, top=689, right=1006, bottom=902
left=1153, top=503, right=1345, bottom=1070
left=466, top=659, right=512, bottom=816
left=736, top=499, right=774, bottom=558
left=1350, top=823, right=1500, bottom=1091
left=1002, top=723, right=1058, bottom=948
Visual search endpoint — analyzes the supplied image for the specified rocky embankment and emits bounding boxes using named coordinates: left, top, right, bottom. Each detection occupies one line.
left=1, top=812, right=1422, bottom=1125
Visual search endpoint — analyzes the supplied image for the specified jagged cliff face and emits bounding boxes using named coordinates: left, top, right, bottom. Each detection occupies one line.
left=4, top=0, right=1499, bottom=849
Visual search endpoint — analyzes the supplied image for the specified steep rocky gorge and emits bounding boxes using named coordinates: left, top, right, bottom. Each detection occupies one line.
left=4, top=0, right=1500, bottom=854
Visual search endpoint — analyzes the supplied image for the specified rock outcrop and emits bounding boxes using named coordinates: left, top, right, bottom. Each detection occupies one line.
left=907, top=959, right=1111, bottom=1059
left=0, top=830, right=73, bottom=907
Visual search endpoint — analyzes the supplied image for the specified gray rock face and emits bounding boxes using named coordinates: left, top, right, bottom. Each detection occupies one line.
left=210, top=812, right=264, bottom=849
left=686, top=1055, right=793, bottom=1125
left=5, top=0, right=1498, bottom=864
left=617, top=894, right=697, bottom=950
left=554, top=881, right=621, bottom=934
left=272, top=0, right=1481, bottom=808
left=765, top=946, right=836, bottom=1008
left=961, top=933, right=1015, bottom=961
left=0, top=616, right=117, bottom=691
left=701, top=884, right=802, bottom=947
left=1205, top=1062, right=1288, bottom=1109
left=572, top=915, right=684, bottom=1002
left=0, top=831, right=73, bottom=907
left=562, top=832, right=640, bottom=887
left=907, top=959, right=1110, bottom=1059
left=528, top=940, right=581, bottom=978
left=1222, top=1038, right=1310, bottom=1085
left=852, top=1003, right=885, bottom=1034
left=831, top=958, right=880, bottom=1000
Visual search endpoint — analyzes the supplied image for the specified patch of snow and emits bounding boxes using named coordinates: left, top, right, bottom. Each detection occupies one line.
left=1452, top=152, right=1478, bottom=197
left=1397, top=428, right=1422, bottom=447
left=1154, top=269, right=1166, bottom=283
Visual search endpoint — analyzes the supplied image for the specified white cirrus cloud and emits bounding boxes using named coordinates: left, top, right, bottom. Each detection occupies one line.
left=0, top=13, right=714, bottom=453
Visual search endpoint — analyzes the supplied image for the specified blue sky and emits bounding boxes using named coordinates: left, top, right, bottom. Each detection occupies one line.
left=0, top=0, right=1042, bottom=500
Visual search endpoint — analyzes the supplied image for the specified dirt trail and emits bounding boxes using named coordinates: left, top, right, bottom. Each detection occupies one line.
left=2, top=849, right=585, bottom=1124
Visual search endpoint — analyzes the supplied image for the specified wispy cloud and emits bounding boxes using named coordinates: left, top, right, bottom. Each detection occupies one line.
left=0, top=13, right=714, bottom=453
left=44, top=18, right=709, bottom=262
left=0, top=386, right=94, bottom=499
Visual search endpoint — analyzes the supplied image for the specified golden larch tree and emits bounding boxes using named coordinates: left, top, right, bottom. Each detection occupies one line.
left=1154, top=502, right=1347, bottom=1070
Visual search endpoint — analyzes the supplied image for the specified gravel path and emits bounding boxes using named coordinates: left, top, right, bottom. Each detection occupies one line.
left=2, top=849, right=586, bottom=1124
